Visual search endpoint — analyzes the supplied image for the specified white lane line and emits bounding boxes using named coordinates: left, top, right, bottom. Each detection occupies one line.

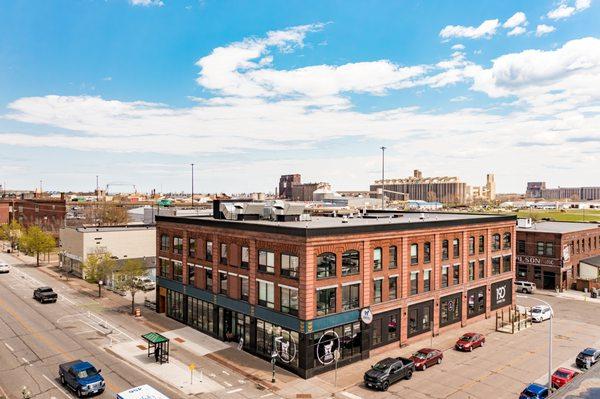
left=21, top=357, right=30, bottom=365
left=42, top=374, right=71, bottom=399
left=223, top=381, right=233, bottom=387
left=4, top=343, right=14, bottom=351
left=59, top=295, right=77, bottom=305
left=260, top=394, right=273, bottom=398
left=222, top=370, right=230, bottom=375
left=340, top=392, right=363, bottom=399
left=226, top=388, right=242, bottom=394
left=74, top=329, right=96, bottom=335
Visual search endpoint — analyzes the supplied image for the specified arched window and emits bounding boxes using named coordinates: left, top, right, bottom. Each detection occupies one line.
left=317, top=252, right=336, bottom=279
left=442, top=240, right=449, bottom=260
left=492, top=234, right=501, bottom=251
left=373, top=247, right=382, bottom=271
left=503, top=232, right=511, bottom=249
left=342, top=250, right=360, bottom=276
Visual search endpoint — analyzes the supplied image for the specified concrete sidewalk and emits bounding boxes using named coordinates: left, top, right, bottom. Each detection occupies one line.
left=536, top=288, right=600, bottom=304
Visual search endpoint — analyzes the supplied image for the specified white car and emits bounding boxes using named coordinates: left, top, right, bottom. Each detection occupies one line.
left=531, top=305, right=553, bottom=322
left=133, top=276, right=156, bottom=291
left=0, top=261, right=10, bottom=273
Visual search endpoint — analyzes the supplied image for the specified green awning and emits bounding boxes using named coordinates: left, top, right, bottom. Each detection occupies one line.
left=142, top=332, right=169, bottom=344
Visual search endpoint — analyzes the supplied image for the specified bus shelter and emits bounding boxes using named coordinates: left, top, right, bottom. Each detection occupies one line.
left=142, top=332, right=170, bottom=364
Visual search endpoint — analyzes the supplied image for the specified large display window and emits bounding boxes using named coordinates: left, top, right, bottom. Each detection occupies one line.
left=407, top=300, right=433, bottom=338
left=467, top=285, right=486, bottom=318
left=440, top=292, right=462, bottom=327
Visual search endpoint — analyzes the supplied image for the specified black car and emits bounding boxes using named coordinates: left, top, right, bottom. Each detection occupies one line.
left=576, top=348, right=600, bottom=369
left=364, top=357, right=415, bottom=391
left=33, top=287, right=58, bottom=303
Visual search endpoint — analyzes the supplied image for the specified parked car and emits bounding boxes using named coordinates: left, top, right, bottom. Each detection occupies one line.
left=59, top=360, right=105, bottom=397
left=0, top=261, right=9, bottom=273
left=33, top=287, right=57, bottom=303
left=455, top=333, right=485, bottom=352
left=531, top=305, right=553, bottom=322
left=364, top=357, right=415, bottom=391
left=576, top=348, right=600, bottom=369
left=133, top=276, right=156, bottom=291
left=552, top=367, right=578, bottom=389
left=410, top=348, right=443, bottom=370
left=515, top=280, right=536, bottom=294
left=519, top=383, right=549, bottom=399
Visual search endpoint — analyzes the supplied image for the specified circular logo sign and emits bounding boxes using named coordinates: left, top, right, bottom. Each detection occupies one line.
left=360, top=308, right=373, bottom=324
left=275, top=331, right=297, bottom=364
left=448, top=300, right=454, bottom=312
left=316, top=330, right=340, bottom=365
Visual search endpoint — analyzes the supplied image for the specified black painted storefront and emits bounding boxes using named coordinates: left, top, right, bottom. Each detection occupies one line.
left=467, top=285, right=486, bottom=318
left=371, top=309, right=401, bottom=349
left=439, top=292, right=462, bottom=327
left=491, top=278, right=513, bottom=311
left=407, top=300, right=433, bottom=338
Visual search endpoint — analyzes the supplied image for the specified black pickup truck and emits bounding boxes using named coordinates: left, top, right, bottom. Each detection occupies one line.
left=33, top=287, right=58, bottom=303
left=364, top=357, right=415, bottom=391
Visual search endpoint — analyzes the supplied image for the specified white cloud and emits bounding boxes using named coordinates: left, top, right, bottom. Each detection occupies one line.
left=536, top=24, right=556, bottom=37
left=503, top=12, right=527, bottom=28
left=450, top=96, right=470, bottom=102
left=507, top=26, right=527, bottom=36
left=130, top=0, right=164, bottom=6
left=451, top=44, right=465, bottom=50
left=439, top=19, right=500, bottom=40
left=547, top=0, right=591, bottom=19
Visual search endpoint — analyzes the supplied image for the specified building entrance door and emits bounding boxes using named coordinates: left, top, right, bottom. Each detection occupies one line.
left=543, top=271, right=556, bottom=290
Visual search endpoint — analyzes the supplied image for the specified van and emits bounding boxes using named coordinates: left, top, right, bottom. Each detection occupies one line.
left=515, top=280, right=536, bottom=294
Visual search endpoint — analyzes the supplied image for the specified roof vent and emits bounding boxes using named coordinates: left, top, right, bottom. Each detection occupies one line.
left=342, top=215, right=349, bottom=223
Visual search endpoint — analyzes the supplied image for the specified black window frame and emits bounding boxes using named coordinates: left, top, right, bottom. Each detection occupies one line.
left=342, top=250, right=360, bottom=276
left=410, top=243, right=418, bottom=265
left=442, top=240, right=449, bottom=260
left=220, top=243, right=228, bottom=265
left=389, top=276, right=398, bottom=300
left=316, top=287, right=336, bottom=316
left=240, top=246, right=249, bottom=269
left=373, top=279, right=383, bottom=303
left=317, top=252, right=336, bottom=279
left=424, top=242, right=431, bottom=263
left=258, top=250, right=275, bottom=274
left=280, top=286, right=299, bottom=316
left=341, top=283, right=360, bottom=310
left=389, top=246, right=398, bottom=269
left=281, top=253, right=299, bottom=279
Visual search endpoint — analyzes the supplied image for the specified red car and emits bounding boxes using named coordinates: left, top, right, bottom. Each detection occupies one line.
left=551, top=368, right=577, bottom=389
left=455, top=333, right=485, bottom=352
left=410, top=348, right=443, bottom=370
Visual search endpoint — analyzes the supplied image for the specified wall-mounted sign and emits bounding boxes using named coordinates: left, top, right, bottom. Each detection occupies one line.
left=491, top=279, right=513, bottom=310
left=360, top=307, right=373, bottom=324
left=563, top=245, right=570, bottom=262
left=316, top=330, right=340, bottom=365
left=516, top=255, right=557, bottom=267
left=275, top=332, right=297, bottom=364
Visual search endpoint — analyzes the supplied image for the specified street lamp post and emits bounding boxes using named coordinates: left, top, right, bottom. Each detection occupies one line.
left=517, top=295, right=553, bottom=391
left=191, top=163, right=195, bottom=209
left=380, top=146, right=386, bottom=210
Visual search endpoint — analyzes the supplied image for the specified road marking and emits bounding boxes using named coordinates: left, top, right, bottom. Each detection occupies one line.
left=59, top=295, right=77, bottom=305
left=223, top=381, right=233, bottom=387
left=260, top=394, right=273, bottom=398
left=226, top=388, right=242, bottom=394
left=238, top=379, right=246, bottom=384
left=340, top=392, right=363, bottom=399
left=21, top=357, right=30, bottom=365
left=42, top=374, right=71, bottom=399
left=4, top=342, right=14, bottom=351
left=222, top=370, right=230, bottom=375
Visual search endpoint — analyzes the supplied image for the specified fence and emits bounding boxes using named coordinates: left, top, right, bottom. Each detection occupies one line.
left=496, top=305, right=532, bottom=334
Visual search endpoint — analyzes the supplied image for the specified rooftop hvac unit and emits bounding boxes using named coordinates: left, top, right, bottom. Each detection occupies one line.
left=517, top=218, right=533, bottom=228
left=220, top=202, right=244, bottom=220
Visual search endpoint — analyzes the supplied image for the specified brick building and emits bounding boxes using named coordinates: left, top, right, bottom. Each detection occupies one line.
left=516, top=219, right=600, bottom=290
left=278, top=174, right=301, bottom=199
left=155, top=205, right=515, bottom=378
left=1, top=195, right=67, bottom=236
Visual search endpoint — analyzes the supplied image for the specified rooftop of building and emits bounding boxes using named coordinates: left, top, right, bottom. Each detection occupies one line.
left=581, top=254, right=600, bottom=268
left=517, top=221, right=600, bottom=234
left=64, top=224, right=156, bottom=233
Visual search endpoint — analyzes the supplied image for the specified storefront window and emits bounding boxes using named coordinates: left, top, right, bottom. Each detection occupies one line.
left=316, top=287, right=336, bottom=316
left=342, top=250, right=360, bottom=276
left=313, top=322, right=362, bottom=368
left=317, top=253, right=336, bottom=279
left=340, top=322, right=362, bottom=359
left=341, top=284, right=359, bottom=310
left=388, top=314, right=398, bottom=340
left=440, top=294, right=461, bottom=327
left=517, top=265, right=527, bottom=279
left=372, top=318, right=382, bottom=346
left=467, top=286, right=486, bottom=318
left=408, top=301, right=432, bottom=337
left=166, top=290, right=184, bottom=322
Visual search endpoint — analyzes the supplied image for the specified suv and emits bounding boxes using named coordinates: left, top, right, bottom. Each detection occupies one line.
left=133, top=276, right=156, bottom=291
left=364, top=357, right=415, bottom=391
left=515, top=281, right=536, bottom=294
left=33, top=287, right=58, bottom=303
left=531, top=305, right=553, bottom=322
left=576, top=348, right=600, bottom=369
left=59, top=360, right=105, bottom=397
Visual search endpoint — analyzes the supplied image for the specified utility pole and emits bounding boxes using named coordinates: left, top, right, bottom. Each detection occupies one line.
left=191, top=163, right=195, bottom=209
left=380, top=146, right=386, bottom=210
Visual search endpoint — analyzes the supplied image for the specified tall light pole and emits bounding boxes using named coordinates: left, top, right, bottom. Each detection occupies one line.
left=380, top=146, right=386, bottom=210
left=190, top=163, right=195, bottom=209
left=518, top=295, right=553, bottom=391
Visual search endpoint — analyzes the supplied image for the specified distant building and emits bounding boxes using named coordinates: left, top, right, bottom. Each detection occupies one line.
left=291, top=182, right=331, bottom=202
left=278, top=174, right=301, bottom=199
left=526, top=182, right=546, bottom=198
left=1, top=194, right=67, bottom=236
left=470, top=174, right=496, bottom=201
left=526, top=181, right=600, bottom=201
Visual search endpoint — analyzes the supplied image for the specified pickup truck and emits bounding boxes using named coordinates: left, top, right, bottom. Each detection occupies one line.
left=59, top=360, right=105, bottom=397
left=33, top=286, right=58, bottom=303
left=364, top=356, right=415, bottom=391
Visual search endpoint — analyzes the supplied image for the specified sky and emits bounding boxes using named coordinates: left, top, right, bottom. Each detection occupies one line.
left=0, top=0, right=599, bottom=195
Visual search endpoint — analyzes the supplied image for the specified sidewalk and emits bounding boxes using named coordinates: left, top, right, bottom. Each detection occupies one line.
left=535, top=288, right=600, bottom=304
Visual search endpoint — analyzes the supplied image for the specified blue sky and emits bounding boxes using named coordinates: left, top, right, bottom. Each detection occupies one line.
left=0, top=0, right=599, bottom=194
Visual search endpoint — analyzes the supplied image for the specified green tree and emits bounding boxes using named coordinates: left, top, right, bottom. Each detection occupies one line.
left=83, top=249, right=117, bottom=297
left=115, top=258, right=146, bottom=315
left=0, top=220, right=23, bottom=250
left=19, top=226, right=55, bottom=266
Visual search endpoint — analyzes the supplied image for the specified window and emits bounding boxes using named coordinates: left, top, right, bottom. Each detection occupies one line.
left=160, top=234, right=169, bottom=251
left=503, top=233, right=511, bottom=249
left=373, top=248, right=382, bottom=270
left=240, top=277, right=249, bottom=301
left=545, top=242, right=554, bottom=257
left=280, top=287, right=298, bottom=315
left=442, top=240, right=449, bottom=260
left=219, top=272, right=228, bottom=295
left=467, top=287, right=486, bottom=318
left=469, top=261, right=475, bottom=281
left=389, top=246, right=397, bottom=269
left=316, top=287, right=336, bottom=316
left=410, top=243, right=418, bottom=264
left=453, top=264, right=460, bottom=285
left=205, top=268, right=213, bottom=291
left=517, top=265, right=528, bottom=279
left=408, top=302, right=432, bottom=337
left=342, top=284, right=360, bottom=310
left=342, top=250, right=360, bottom=276
left=257, top=281, right=274, bottom=308
left=374, top=279, right=383, bottom=303
left=479, top=235, right=485, bottom=253
left=173, top=261, right=182, bottom=282
left=424, top=242, right=431, bottom=263
left=492, top=257, right=501, bottom=275
left=388, top=314, right=399, bottom=341
left=479, top=259, right=485, bottom=279
left=537, top=241, right=544, bottom=256
left=173, top=236, right=183, bottom=255
left=220, top=243, right=228, bottom=265
left=423, top=270, right=431, bottom=292
left=502, top=255, right=512, bottom=273
left=517, top=240, right=526, bottom=254
left=440, top=295, right=461, bottom=326
left=492, top=234, right=501, bottom=251
left=188, top=238, right=196, bottom=258
left=241, top=246, right=249, bottom=269
left=317, top=253, right=336, bottom=278
left=206, top=241, right=213, bottom=261
left=389, top=277, right=397, bottom=299
left=442, top=266, right=449, bottom=288
left=469, top=236, right=475, bottom=255
left=159, top=258, right=169, bottom=277
left=258, top=250, right=275, bottom=274
left=188, top=264, right=195, bottom=284
left=534, top=266, right=542, bottom=280
left=410, top=272, right=418, bottom=295
left=281, top=254, right=299, bottom=278
left=453, top=238, right=460, bottom=258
